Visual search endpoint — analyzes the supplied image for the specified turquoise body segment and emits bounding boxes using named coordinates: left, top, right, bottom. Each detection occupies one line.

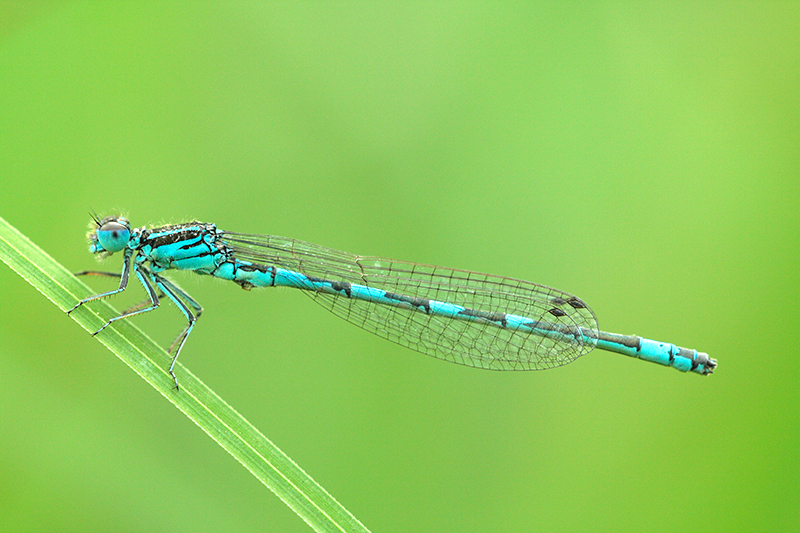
left=591, top=332, right=715, bottom=374
left=68, top=216, right=716, bottom=388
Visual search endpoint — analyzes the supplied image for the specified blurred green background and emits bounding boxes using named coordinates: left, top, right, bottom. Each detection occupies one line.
left=1, top=2, right=797, bottom=532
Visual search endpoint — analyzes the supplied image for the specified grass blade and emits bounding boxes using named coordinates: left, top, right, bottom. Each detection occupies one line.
left=0, top=214, right=370, bottom=533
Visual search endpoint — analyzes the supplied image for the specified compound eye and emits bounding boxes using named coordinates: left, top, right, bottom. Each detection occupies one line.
left=96, top=220, right=131, bottom=253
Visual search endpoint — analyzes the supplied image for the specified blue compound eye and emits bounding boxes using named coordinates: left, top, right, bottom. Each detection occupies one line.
left=95, top=220, right=130, bottom=253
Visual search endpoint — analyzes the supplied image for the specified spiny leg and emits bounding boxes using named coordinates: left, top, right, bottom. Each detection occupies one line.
left=74, top=270, right=124, bottom=278
left=148, top=273, right=202, bottom=390
left=75, top=270, right=168, bottom=315
left=91, top=264, right=161, bottom=337
left=74, top=265, right=201, bottom=390
left=67, top=249, right=133, bottom=314
left=159, top=278, right=203, bottom=355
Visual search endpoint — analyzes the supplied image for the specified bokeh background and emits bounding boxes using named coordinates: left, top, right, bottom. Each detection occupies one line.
left=1, top=3, right=798, bottom=532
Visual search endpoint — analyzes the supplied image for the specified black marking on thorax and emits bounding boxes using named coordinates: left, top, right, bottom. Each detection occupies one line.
left=141, top=223, right=213, bottom=247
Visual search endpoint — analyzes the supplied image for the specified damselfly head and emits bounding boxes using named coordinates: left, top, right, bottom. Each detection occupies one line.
left=88, top=215, right=131, bottom=256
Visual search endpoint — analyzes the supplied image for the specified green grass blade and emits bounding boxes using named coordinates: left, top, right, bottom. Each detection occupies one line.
left=0, top=215, right=370, bottom=533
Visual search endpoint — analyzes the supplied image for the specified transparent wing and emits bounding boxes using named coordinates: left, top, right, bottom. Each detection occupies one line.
left=221, top=232, right=599, bottom=370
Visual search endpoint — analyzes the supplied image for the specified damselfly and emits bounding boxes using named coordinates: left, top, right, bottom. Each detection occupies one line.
left=68, top=216, right=716, bottom=389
